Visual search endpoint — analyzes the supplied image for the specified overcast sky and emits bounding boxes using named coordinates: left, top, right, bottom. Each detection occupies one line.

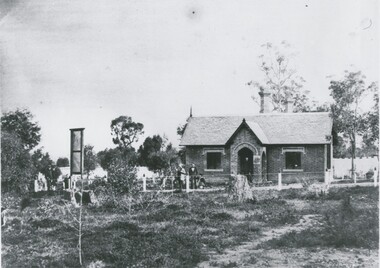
left=0, top=0, right=378, bottom=160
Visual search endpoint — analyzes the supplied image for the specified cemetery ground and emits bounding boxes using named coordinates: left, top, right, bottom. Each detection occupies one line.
left=1, top=185, right=378, bottom=267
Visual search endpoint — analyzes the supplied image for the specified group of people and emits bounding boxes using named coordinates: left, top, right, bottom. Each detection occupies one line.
left=174, top=163, right=204, bottom=192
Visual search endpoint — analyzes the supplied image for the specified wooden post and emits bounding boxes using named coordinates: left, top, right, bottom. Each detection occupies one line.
left=278, top=172, right=282, bottom=191
left=186, top=175, right=190, bottom=193
left=142, top=175, right=146, bottom=192
left=34, top=180, right=39, bottom=192
left=325, top=170, right=329, bottom=185
left=353, top=172, right=357, bottom=184
left=374, top=168, right=378, bottom=187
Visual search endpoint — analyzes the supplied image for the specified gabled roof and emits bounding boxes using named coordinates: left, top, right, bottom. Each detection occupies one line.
left=226, top=119, right=269, bottom=144
left=180, top=112, right=332, bottom=146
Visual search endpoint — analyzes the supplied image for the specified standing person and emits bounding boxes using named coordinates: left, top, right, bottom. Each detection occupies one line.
left=180, top=164, right=187, bottom=190
left=189, top=163, right=198, bottom=189
left=174, top=164, right=184, bottom=192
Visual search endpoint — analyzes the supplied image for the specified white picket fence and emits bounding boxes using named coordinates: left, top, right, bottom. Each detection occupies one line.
left=333, top=157, right=379, bottom=178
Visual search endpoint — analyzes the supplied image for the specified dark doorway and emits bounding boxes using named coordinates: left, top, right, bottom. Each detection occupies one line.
left=238, top=148, right=253, bottom=177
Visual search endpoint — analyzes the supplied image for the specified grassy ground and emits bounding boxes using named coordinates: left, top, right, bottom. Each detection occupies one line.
left=1, top=186, right=378, bottom=267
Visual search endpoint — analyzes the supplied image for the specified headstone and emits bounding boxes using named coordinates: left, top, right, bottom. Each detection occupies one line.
left=228, top=174, right=253, bottom=202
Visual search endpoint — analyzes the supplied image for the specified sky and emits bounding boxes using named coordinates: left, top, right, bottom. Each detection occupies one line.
left=0, top=0, right=379, bottom=161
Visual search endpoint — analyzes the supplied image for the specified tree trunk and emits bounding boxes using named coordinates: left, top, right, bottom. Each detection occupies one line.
left=351, top=140, right=356, bottom=180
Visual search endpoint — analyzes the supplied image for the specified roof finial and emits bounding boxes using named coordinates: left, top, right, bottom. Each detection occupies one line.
left=190, top=106, right=193, bottom=117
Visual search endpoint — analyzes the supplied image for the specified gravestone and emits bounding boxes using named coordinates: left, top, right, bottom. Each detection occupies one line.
left=228, top=174, right=254, bottom=202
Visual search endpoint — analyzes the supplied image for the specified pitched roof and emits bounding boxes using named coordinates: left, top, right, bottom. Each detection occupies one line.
left=180, top=112, right=332, bottom=146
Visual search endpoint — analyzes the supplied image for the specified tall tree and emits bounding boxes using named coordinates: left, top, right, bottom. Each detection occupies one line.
left=1, top=109, right=41, bottom=150
left=247, top=41, right=310, bottom=112
left=138, top=135, right=164, bottom=166
left=84, top=145, right=97, bottom=178
left=57, top=157, right=70, bottom=167
left=330, top=71, right=372, bottom=178
left=361, top=84, right=379, bottom=152
left=1, top=131, right=34, bottom=193
left=1, top=109, right=41, bottom=193
left=110, top=116, right=144, bottom=148
left=97, top=147, right=137, bottom=171
left=138, top=135, right=178, bottom=174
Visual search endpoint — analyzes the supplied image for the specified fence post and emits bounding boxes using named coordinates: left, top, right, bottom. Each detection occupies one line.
left=325, top=170, right=330, bottom=185
left=353, top=172, right=357, bottom=184
left=374, top=170, right=378, bottom=187
left=34, top=180, right=39, bottom=192
left=142, top=175, right=146, bottom=192
left=186, top=175, right=190, bottom=193
left=278, top=172, right=282, bottom=191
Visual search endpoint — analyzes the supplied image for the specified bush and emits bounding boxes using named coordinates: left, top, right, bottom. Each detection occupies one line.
left=366, top=169, right=374, bottom=180
left=88, top=158, right=139, bottom=210
left=108, top=159, right=138, bottom=195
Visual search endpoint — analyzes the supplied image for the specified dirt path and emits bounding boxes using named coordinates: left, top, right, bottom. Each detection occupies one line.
left=197, top=214, right=378, bottom=267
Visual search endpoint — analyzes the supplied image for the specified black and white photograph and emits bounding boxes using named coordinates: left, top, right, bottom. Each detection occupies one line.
left=1, top=0, right=379, bottom=267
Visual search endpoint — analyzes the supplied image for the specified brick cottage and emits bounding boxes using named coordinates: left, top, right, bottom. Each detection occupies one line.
left=180, top=93, right=333, bottom=184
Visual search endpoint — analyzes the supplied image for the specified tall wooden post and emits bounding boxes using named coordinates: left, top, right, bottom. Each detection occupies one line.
left=278, top=172, right=282, bottom=191
left=70, top=128, right=84, bottom=266
left=186, top=175, right=190, bottom=193
left=142, top=175, right=147, bottom=192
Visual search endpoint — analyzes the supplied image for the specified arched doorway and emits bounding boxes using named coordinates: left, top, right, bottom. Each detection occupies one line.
left=238, top=147, right=253, bottom=177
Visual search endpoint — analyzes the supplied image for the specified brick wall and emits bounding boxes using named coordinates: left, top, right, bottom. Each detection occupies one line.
left=267, top=144, right=325, bottom=183
left=185, top=146, right=230, bottom=176
left=229, top=126, right=263, bottom=180
left=184, top=134, right=327, bottom=184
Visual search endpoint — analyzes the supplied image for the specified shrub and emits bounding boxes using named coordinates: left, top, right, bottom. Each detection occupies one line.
left=366, top=169, right=374, bottom=180
left=107, top=158, right=138, bottom=195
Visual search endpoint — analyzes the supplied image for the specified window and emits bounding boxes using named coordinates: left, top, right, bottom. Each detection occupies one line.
left=207, top=152, right=222, bottom=170
left=285, top=152, right=302, bottom=169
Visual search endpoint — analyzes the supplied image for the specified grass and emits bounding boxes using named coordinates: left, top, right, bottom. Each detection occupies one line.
left=1, top=186, right=379, bottom=267
left=261, top=187, right=379, bottom=250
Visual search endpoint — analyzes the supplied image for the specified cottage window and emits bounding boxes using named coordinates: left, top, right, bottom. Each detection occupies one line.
left=207, top=152, right=222, bottom=170
left=285, top=152, right=302, bottom=170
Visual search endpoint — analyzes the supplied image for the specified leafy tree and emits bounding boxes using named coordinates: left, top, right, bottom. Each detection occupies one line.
left=97, top=147, right=137, bottom=171
left=1, top=109, right=41, bottom=193
left=31, top=150, right=61, bottom=191
left=330, top=71, right=372, bottom=177
left=138, top=135, right=178, bottom=174
left=177, top=123, right=187, bottom=137
left=57, top=157, right=70, bottom=167
left=1, top=109, right=41, bottom=150
left=332, top=130, right=349, bottom=158
left=110, top=116, right=144, bottom=148
left=362, top=84, right=379, bottom=151
left=1, top=131, right=34, bottom=193
left=137, top=135, right=164, bottom=166
left=247, top=41, right=310, bottom=112
left=299, top=101, right=331, bottom=113
left=176, top=122, right=187, bottom=164
left=84, top=145, right=97, bottom=178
